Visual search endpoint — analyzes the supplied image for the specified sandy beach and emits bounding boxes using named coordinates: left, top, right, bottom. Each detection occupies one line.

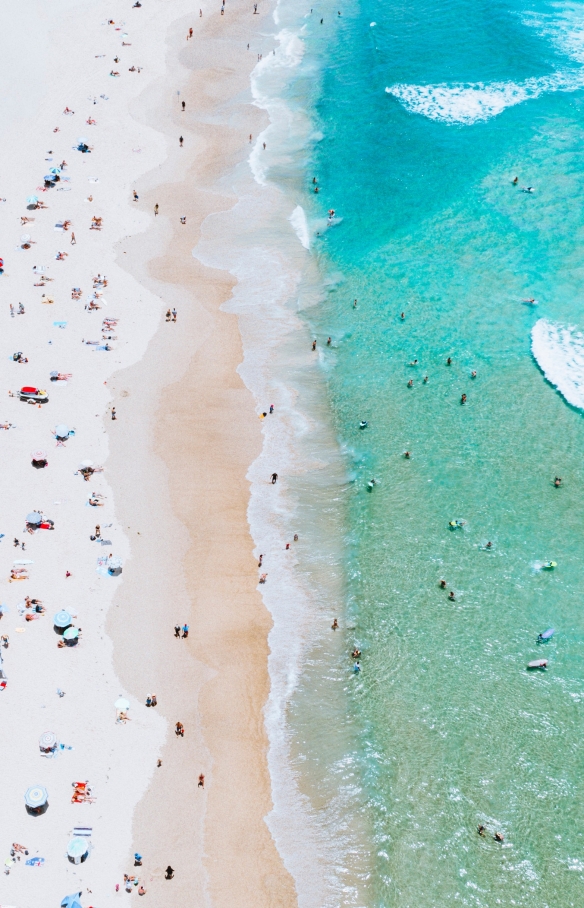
left=0, top=0, right=298, bottom=905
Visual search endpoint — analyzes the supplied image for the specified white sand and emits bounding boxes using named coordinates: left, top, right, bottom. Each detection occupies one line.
left=0, top=0, right=192, bottom=903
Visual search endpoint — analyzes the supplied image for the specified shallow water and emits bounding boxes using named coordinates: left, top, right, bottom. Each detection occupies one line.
left=256, top=0, right=584, bottom=903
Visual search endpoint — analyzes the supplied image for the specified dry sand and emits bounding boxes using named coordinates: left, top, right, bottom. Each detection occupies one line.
left=0, top=0, right=297, bottom=905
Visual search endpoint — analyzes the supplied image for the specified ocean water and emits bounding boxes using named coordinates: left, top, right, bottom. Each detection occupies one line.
left=247, top=0, right=584, bottom=904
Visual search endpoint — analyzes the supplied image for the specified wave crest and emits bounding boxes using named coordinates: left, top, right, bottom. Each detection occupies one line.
left=532, top=318, right=584, bottom=409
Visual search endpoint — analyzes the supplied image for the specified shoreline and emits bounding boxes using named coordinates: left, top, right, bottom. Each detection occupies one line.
left=108, top=1, right=299, bottom=904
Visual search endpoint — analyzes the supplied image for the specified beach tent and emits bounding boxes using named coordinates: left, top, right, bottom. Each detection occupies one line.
left=61, top=893, right=83, bottom=908
left=24, top=785, right=48, bottom=814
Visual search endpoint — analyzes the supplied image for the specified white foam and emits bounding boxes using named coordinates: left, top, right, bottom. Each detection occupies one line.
left=531, top=318, right=584, bottom=409
left=386, top=71, right=584, bottom=124
left=289, top=204, right=310, bottom=249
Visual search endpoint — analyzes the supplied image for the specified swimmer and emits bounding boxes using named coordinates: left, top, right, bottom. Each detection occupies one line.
left=408, top=359, right=418, bottom=366
left=446, top=357, right=452, bottom=365
left=494, top=832, right=504, bottom=843
left=407, top=379, right=413, bottom=387
left=400, top=312, right=405, bottom=320
left=478, top=824, right=486, bottom=836
left=404, top=451, right=410, bottom=458
left=331, top=618, right=339, bottom=630
left=353, top=661, right=361, bottom=673
left=439, top=580, right=446, bottom=589
left=327, top=337, right=332, bottom=346
left=471, top=370, right=477, bottom=378
left=423, top=375, right=428, bottom=383
left=485, top=541, right=493, bottom=549
left=512, top=176, right=518, bottom=184
left=521, top=186, right=534, bottom=193
left=461, top=393, right=467, bottom=404
left=522, top=298, right=538, bottom=305
left=351, top=648, right=361, bottom=658
left=449, top=591, right=455, bottom=601
left=359, top=420, right=368, bottom=429
left=554, top=476, right=562, bottom=487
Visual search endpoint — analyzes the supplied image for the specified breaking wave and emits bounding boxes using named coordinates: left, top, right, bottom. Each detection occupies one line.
left=532, top=318, right=584, bottom=410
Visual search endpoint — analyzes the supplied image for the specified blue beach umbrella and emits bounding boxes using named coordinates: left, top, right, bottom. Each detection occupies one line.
left=26, top=512, right=42, bottom=525
left=61, top=893, right=83, bottom=908
left=43, top=174, right=57, bottom=182
left=24, top=785, right=48, bottom=808
left=53, top=610, right=72, bottom=629
left=63, top=627, right=79, bottom=641
left=26, top=195, right=38, bottom=205
left=49, top=167, right=61, bottom=174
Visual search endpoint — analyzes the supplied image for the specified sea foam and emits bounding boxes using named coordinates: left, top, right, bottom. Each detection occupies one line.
left=386, top=71, right=584, bottom=124
left=289, top=205, right=310, bottom=249
left=531, top=318, right=584, bottom=409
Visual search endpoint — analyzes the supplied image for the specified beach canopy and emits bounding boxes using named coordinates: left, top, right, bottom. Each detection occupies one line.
left=53, top=610, right=72, bottom=628
left=26, top=195, right=38, bottom=205
left=63, top=627, right=79, bottom=640
left=26, top=512, right=42, bottom=525
left=55, top=424, right=69, bottom=438
left=39, top=731, right=57, bottom=749
left=114, top=697, right=130, bottom=710
left=61, top=893, right=83, bottom=908
left=24, top=785, right=48, bottom=808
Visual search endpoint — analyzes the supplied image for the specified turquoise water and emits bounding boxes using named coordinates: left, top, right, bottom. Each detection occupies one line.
left=288, top=0, right=584, bottom=903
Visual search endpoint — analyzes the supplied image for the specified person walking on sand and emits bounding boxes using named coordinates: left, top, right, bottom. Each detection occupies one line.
left=172, top=308, right=177, bottom=321
left=182, top=624, right=189, bottom=638
left=71, top=232, right=76, bottom=245
left=154, top=204, right=159, bottom=216
left=332, top=618, right=338, bottom=630
left=133, top=190, right=138, bottom=201
left=271, top=472, right=278, bottom=484
left=182, top=100, right=185, bottom=111
left=174, top=624, right=181, bottom=637
left=175, top=722, right=184, bottom=737
left=179, top=135, right=184, bottom=147
left=165, top=866, right=174, bottom=879
left=111, top=407, right=117, bottom=420
left=198, top=773, right=205, bottom=787
left=95, top=525, right=101, bottom=539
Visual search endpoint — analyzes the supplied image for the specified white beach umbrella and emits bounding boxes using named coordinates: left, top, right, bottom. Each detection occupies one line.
left=114, top=697, right=130, bottom=711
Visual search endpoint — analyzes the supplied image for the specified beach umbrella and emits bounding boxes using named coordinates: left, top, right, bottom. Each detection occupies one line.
left=21, top=234, right=31, bottom=242
left=61, top=893, right=83, bottom=908
left=49, top=167, right=61, bottom=174
left=39, top=731, right=57, bottom=749
left=31, top=450, right=48, bottom=462
left=79, top=460, right=93, bottom=468
left=114, top=696, right=130, bottom=711
left=53, top=610, right=72, bottom=629
left=24, top=785, right=48, bottom=808
left=77, top=137, right=88, bottom=145
left=55, top=424, right=69, bottom=439
left=43, top=174, right=57, bottom=182
left=26, top=195, right=38, bottom=205
left=63, top=627, right=79, bottom=641
left=13, top=559, right=33, bottom=565
left=26, top=512, right=42, bottom=525
left=67, top=838, right=89, bottom=864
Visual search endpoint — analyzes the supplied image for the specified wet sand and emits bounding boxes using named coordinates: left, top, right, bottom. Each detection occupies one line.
left=107, top=2, right=297, bottom=904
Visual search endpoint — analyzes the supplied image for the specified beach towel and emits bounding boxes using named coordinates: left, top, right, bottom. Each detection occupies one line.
left=25, top=857, right=44, bottom=866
